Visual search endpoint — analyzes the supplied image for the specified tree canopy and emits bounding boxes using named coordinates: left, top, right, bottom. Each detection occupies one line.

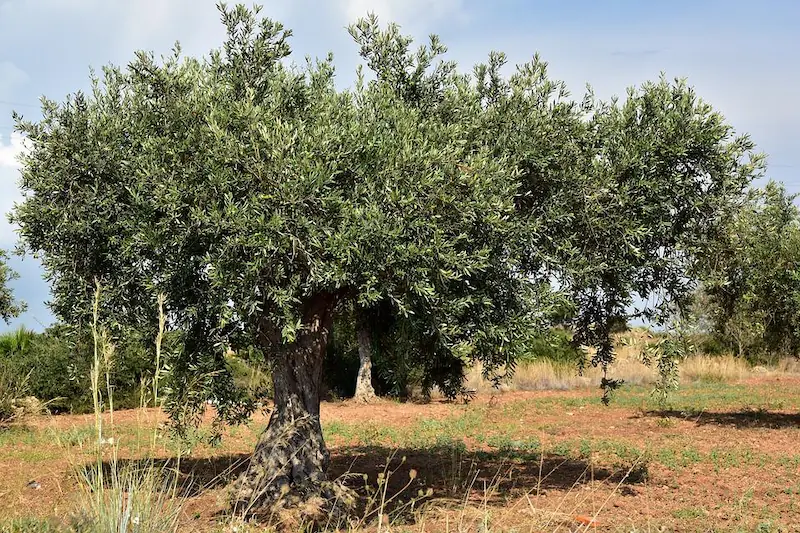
left=10, top=3, right=763, bottom=513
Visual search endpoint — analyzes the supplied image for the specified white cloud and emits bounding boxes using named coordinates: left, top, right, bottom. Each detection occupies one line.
left=0, top=133, right=27, bottom=246
left=114, top=1, right=226, bottom=59
left=0, top=132, right=25, bottom=169
left=0, top=1, right=225, bottom=65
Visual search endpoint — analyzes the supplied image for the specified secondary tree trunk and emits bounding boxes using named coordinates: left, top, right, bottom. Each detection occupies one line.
left=230, top=293, right=349, bottom=516
left=354, top=308, right=377, bottom=402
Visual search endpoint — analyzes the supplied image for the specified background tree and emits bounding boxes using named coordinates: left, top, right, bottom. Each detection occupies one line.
left=550, top=80, right=763, bottom=397
left=696, top=181, right=800, bottom=359
left=350, top=16, right=763, bottom=399
left=351, top=302, right=389, bottom=402
left=0, top=251, right=24, bottom=324
left=463, top=58, right=761, bottom=395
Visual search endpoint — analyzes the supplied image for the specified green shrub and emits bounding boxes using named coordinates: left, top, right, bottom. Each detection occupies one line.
left=225, top=352, right=272, bottom=403
left=688, top=332, right=731, bottom=357
left=17, top=329, right=92, bottom=412
left=519, top=328, right=584, bottom=365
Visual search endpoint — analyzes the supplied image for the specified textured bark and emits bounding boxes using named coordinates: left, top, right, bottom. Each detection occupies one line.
left=231, top=293, right=347, bottom=515
left=354, top=309, right=377, bottom=402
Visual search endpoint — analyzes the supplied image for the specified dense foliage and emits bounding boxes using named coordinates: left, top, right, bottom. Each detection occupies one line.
left=0, top=257, right=25, bottom=423
left=346, top=17, right=763, bottom=400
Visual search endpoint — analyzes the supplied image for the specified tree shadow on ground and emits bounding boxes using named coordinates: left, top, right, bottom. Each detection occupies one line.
left=329, top=445, right=622, bottom=504
left=92, top=442, right=642, bottom=522
left=638, top=408, right=800, bottom=429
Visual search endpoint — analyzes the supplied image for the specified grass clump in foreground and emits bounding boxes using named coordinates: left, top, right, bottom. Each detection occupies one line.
left=71, top=463, right=183, bottom=533
left=49, top=285, right=187, bottom=533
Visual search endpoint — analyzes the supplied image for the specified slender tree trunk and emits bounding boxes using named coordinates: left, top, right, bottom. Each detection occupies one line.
left=354, top=309, right=377, bottom=402
left=231, top=293, right=349, bottom=516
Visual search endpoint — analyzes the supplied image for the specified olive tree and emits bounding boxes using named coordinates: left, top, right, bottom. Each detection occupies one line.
left=11, top=4, right=535, bottom=511
left=550, top=81, right=764, bottom=396
left=697, top=181, right=800, bottom=358
left=9, top=3, right=763, bottom=514
left=456, top=58, right=761, bottom=395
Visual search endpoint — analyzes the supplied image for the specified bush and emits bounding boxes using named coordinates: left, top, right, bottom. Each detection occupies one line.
left=225, top=351, right=272, bottom=403
left=16, top=329, right=92, bottom=412
left=0, top=325, right=155, bottom=413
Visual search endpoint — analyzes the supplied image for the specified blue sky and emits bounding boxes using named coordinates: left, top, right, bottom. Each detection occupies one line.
left=0, top=0, right=798, bottom=332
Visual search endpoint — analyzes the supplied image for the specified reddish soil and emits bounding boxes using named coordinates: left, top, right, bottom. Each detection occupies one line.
left=1, top=377, right=799, bottom=532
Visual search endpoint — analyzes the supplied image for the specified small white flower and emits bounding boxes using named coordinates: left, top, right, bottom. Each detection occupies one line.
left=132, top=515, right=140, bottom=525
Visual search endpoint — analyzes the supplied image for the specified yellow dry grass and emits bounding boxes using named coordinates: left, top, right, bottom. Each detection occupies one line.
left=464, top=328, right=799, bottom=393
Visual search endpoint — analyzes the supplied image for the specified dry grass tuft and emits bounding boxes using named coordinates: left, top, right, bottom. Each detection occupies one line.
left=65, top=284, right=186, bottom=533
left=774, top=357, right=800, bottom=374
left=0, top=366, right=31, bottom=426
left=72, top=461, right=184, bottom=533
left=679, top=354, right=749, bottom=383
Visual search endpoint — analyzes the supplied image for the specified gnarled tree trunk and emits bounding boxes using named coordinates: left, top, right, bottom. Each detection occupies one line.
left=231, top=293, right=349, bottom=516
left=354, top=308, right=377, bottom=402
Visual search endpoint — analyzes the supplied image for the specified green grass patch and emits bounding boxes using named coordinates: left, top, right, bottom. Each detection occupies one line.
left=671, top=506, right=707, bottom=519
left=0, top=518, right=62, bottom=533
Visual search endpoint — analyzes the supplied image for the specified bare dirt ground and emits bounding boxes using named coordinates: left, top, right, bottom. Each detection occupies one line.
left=1, top=375, right=799, bottom=532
